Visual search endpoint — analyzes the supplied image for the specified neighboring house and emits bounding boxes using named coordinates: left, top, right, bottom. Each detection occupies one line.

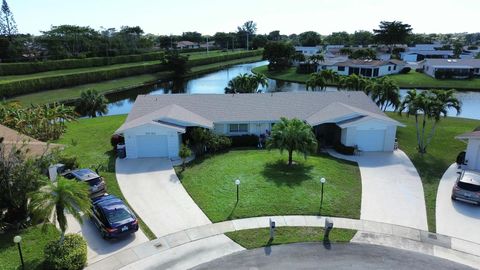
left=0, top=124, right=62, bottom=157
left=319, top=59, right=406, bottom=78
left=456, top=130, right=480, bottom=171
left=115, top=92, right=404, bottom=159
left=176, top=41, right=199, bottom=49
left=294, top=46, right=322, bottom=56
left=400, top=43, right=475, bottom=62
left=422, top=59, right=480, bottom=79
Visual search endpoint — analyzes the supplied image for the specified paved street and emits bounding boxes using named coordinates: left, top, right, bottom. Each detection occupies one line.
left=193, top=243, right=473, bottom=270
left=436, top=163, right=480, bottom=244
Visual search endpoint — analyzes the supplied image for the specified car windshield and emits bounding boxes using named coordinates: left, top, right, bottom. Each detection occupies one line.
left=458, top=181, right=480, bottom=192
left=105, top=207, right=132, bottom=224
left=86, top=177, right=102, bottom=186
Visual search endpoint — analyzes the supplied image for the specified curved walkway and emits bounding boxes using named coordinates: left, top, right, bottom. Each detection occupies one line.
left=328, top=149, right=428, bottom=230
left=86, top=215, right=480, bottom=270
left=436, top=163, right=480, bottom=244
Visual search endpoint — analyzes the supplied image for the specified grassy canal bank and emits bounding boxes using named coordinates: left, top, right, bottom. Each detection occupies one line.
left=252, top=65, right=480, bottom=90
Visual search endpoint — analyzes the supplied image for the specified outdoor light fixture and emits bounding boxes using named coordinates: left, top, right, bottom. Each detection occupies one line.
left=320, top=177, right=326, bottom=214
left=13, top=235, right=24, bottom=270
left=235, top=179, right=241, bottom=202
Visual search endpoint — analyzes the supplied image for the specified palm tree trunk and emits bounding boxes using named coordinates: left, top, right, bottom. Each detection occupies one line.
left=414, top=114, right=422, bottom=153
left=288, top=150, right=293, bottom=166
left=425, top=120, right=439, bottom=150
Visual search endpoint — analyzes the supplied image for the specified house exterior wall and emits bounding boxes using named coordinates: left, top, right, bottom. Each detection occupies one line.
left=401, top=53, right=419, bottom=62
left=213, top=122, right=274, bottom=136
left=124, top=124, right=182, bottom=159
left=341, top=120, right=397, bottom=151
left=465, top=138, right=480, bottom=171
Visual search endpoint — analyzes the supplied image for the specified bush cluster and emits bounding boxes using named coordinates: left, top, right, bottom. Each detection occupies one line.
left=0, top=52, right=165, bottom=76
left=398, top=67, right=411, bottom=74
left=206, top=134, right=232, bottom=153
left=230, top=134, right=259, bottom=148
left=43, top=234, right=87, bottom=270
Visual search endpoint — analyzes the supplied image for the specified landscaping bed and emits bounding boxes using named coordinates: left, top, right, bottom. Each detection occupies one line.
left=387, top=113, right=480, bottom=232
left=178, top=150, right=362, bottom=222
left=226, top=227, right=356, bottom=249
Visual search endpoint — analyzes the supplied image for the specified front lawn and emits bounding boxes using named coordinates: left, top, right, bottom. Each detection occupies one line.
left=225, top=227, right=356, bottom=249
left=0, top=225, right=60, bottom=270
left=54, top=114, right=156, bottom=240
left=178, top=150, right=361, bottom=222
left=387, top=113, right=480, bottom=232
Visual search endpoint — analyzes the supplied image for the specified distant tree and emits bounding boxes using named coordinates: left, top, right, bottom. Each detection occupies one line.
left=324, top=31, right=351, bottom=45
left=224, top=73, right=268, bottom=93
left=339, top=47, right=353, bottom=55
left=252, top=35, right=268, bottom=49
left=237, top=21, right=257, bottom=35
left=30, top=178, right=92, bottom=243
left=349, top=48, right=377, bottom=60
left=373, top=21, right=413, bottom=51
left=298, top=31, right=322, bottom=46
left=0, top=0, right=17, bottom=38
left=213, top=32, right=232, bottom=49
left=267, top=30, right=281, bottom=41
left=398, top=89, right=461, bottom=154
left=181, top=31, right=202, bottom=43
left=453, top=42, right=463, bottom=58
left=308, top=54, right=325, bottom=64
left=263, top=41, right=295, bottom=71
left=267, top=117, right=318, bottom=166
left=293, top=51, right=306, bottom=62
left=75, top=89, right=108, bottom=118
left=164, top=50, right=190, bottom=78
left=406, top=33, right=434, bottom=46
left=351, top=31, right=374, bottom=46
left=179, top=144, right=192, bottom=171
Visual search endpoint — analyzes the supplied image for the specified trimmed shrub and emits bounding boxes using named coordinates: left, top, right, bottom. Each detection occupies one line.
left=206, top=134, right=231, bottom=153
left=43, top=234, right=87, bottom=270
left=334, top=143, right=355, bottom=155
left=58, top=154, right=79, bottom=170
left=230, top=134, right=259, bottom=148
left=0, top=52, right=165, bottom=76
left=399, top=67, right=411, bottom=74
left=111, top=134, right=125, bottom=148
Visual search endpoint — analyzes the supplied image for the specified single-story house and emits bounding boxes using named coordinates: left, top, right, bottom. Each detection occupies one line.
left=176, top=41, right=199, bottom=49
left=319, top=59, right=406, bottom=78
left=294, top=46, right=322, bottom=56
left=0, top=124, right=62, bottom=157
left=422, top=59, right=480, bottom=79
left=115, top=92, right=404, bottom=159
left=456, top=130, right=480, bottom=171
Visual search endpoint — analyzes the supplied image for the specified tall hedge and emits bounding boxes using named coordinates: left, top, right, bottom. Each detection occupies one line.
left=187, top=50, right=263, bottom=66
left=0, top=52, right=165, bottom=76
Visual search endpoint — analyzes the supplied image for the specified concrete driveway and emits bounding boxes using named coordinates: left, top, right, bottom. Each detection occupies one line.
left=116, top=158, right=211, bottom=237
left=66, top=214, right=148, bottom=264
left=329, top=150, right=428, bottom=230
left=436, top=163, right=480, bottom=244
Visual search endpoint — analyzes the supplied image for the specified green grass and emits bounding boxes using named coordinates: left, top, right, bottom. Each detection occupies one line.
left=53, top=115, right=156, bottom=240
left=225, top=227, right=357, bottom=249
left=253, top=65, right=480, bottom=90
left=0, top=224, right=60, bottom=270
left=387, top=113, right=480, bottom=232
left=177, top=150, right=361, bottom=222
left=10, top=55, right=262, bottom=105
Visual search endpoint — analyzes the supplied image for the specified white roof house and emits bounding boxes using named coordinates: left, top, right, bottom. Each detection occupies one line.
left=422, top=59, right=480, bottom=78
left=319, top=59, right=406, bottom=78
left=115, top=92, right=404, bottom=159
left=456, top=130, right=480, bottom=171
left=294, top=46, right=322, bottom=56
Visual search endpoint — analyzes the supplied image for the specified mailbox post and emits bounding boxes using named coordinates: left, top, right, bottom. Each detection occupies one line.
left=324, top=218, right=334, bottom=240
left=269, top=218, right=276, bottom=239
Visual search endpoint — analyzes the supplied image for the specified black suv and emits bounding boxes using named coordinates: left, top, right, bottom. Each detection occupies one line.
left=63, top=169, right=107, bottom=198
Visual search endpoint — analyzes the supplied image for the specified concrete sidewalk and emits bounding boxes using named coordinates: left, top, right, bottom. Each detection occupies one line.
left=86, top=215, right=480, bottom=270
left=116, top=158, right=211, bottom=237
left=328, top=149, right=428, bottom=230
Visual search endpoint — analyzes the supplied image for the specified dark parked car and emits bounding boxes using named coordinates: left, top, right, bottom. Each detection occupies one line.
left=91, top=195, right=139, bottom=239
left=62, top=169, right=106, bottom=198
left=452, top=170, right=480, bottom=205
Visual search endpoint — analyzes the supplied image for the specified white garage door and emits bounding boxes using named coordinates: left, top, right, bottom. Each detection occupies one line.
left=356, top=129, right=385, bottom=151
left=136, top=135, right=168, bottom=158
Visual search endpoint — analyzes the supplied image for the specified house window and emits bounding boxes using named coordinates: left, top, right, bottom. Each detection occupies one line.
left=338, top=66, right=345, bottom=71
left=393, top=65, right=397, bottom=70
left=373, top=68, right=379, bottom=77
left=475, top=68, right=480, bottom=73
left=229, top=123, right=248, bottom=133
left=388, top=66, right=392, bottom=71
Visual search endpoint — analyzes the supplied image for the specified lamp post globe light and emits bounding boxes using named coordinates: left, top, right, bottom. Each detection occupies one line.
left=320, top=177, right=326, bottom=213
left=235, top=179, right=241, bottom=202
left=13, top=235, right=25, bottom=270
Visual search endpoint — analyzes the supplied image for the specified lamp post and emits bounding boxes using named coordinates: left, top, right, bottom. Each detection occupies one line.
left=13, top=235, right=24, bottom=270
left=235, top=179, right=241, bottom=202
left=320, top=177, right=326, bottom=212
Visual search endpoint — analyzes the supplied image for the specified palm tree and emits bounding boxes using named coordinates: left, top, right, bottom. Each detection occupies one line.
left=266, top=117, right=317, bottom=166
left=225, top=73, right=267, bottom=93
left=252, top=73, right=269, bottom=89
left=75, top=89, right=109, bottom=118
left=319, top=69, right=339, bottom=84
left=398, top=89, right=461, bottom=154
left=338, top=74, right=369, bottom=91
left=308, top=54, right=325, bottom=64
left=306, top=72, right=326, bottom=91
left=367, top=77, right=401, bottom=111
left=29, top=178, right=92, bottom=243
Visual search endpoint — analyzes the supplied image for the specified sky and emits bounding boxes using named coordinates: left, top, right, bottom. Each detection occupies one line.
left=10, top=0, right=480, bottom=35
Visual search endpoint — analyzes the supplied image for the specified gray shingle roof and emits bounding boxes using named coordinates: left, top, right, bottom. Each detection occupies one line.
left=423, top=59, right=480, bottom=68
left=118, top=92, right=401, bottom=133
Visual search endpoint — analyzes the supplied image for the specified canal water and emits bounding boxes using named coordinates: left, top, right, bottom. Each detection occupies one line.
left=105, top=61, right=480, bottom=120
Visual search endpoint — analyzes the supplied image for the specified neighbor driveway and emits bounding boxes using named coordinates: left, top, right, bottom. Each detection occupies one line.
left=436, top=163, right=480, bottom=244
left=329, top=150, right=428, bottom=230
left=116, top=158, right=212, bottom=237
